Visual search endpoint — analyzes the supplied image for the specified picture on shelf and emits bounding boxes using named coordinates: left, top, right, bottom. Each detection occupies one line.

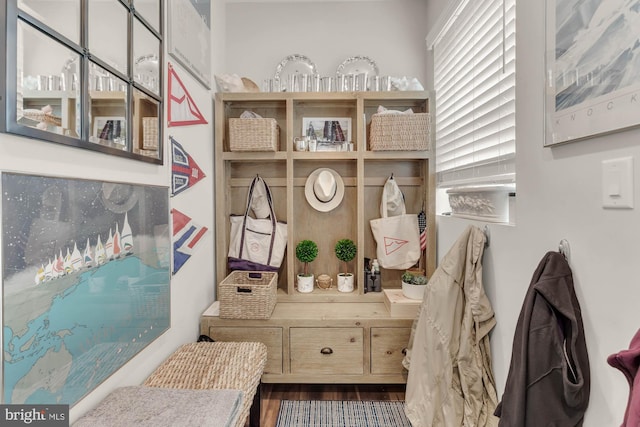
left=303, top=117, right=352, bottom=146
left=93, top=116, right=126, bottom=144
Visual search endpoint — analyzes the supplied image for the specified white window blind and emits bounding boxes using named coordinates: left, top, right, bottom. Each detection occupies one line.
left=433, top=0, right=516, bottom=189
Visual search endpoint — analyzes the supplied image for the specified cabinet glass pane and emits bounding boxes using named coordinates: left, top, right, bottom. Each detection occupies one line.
left=88, top=0, right=128, bottom=75
left=132, top=88, right=160, bottom=159
left=133, top=19, right=160, bottom=95
left=18, top=0, right=80, bottom=44
left=18, top=21, right=80, bottom=138
left=89, top=63, right=128, bottom=150
left=135, top=0, right=160, bottom=32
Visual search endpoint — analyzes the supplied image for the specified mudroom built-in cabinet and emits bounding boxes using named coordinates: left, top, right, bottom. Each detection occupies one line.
left=201, top=91, right=435, bottom=384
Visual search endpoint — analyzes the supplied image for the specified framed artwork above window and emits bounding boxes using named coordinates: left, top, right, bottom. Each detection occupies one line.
left=0, top=0, right=164, bottom=164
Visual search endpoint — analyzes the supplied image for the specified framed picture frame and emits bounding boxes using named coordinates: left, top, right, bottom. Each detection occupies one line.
left=1, top=172, right=170, bottom=406
left=544, top=0, right=640, bottom=146
left=167, top=0, right=211, bottom=89
left=93, top=116, right=126, bottom=143
left=302, top=117, right=352, bottom=144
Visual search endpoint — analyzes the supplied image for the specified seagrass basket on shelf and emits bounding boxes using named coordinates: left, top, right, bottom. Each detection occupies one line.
left=219, top=271, right=277, bottom=319
left=369, top=112, right=430, bottom=151
left=228, top=118, right=279, bottom=152
left=22, top=109, right=63, bottom=127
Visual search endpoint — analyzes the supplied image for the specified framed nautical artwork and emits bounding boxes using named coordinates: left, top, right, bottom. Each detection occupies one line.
left=302, top=117, right=352, bottom=144
left=544, top=0, right=640, bottom=145
left=92, top=116, right=126, bottom=144
left=1, top=172, right=171, bottom=406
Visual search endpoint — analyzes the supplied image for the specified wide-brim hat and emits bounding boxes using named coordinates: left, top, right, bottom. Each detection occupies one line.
left=305, top=168, right=344, bottom=212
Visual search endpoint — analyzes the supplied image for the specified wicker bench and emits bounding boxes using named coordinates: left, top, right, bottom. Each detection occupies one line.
left=143, top=341, right=268, bottom=427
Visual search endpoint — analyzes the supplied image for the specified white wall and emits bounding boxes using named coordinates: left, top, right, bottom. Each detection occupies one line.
left=225, top=0, right=429, bottom=88
left=1, top=6, right=217, bottom=423
left=426, top=1, right=638, bottom=425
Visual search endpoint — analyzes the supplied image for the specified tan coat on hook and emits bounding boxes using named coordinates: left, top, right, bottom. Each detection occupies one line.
left=403, top=225, right=499, bottom=427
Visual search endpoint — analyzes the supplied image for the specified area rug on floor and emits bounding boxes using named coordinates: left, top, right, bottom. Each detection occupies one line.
left=276, top=400, right=412, bottom=427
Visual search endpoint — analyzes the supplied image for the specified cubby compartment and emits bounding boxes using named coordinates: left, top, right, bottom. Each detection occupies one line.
left=290, top=159, right=358, bottom=296
left=219, top=96, right=287, bottom=152
left=363, top=159, right=429, bottom=289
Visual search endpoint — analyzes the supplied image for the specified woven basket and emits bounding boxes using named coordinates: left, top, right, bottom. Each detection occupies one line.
left=369, top=113, right=430, bottom=151
left=219, top=271, right=277, bottom=319
left=229, top=118, right=279, bottom=152
left=22, top=109, right=62, bottom=127
left=142, top=117, right=158, bottom=149
left=144, top=342, right=267, bottom=427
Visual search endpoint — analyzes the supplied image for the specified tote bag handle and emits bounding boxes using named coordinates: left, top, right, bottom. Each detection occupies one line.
left=238, top=176, right=277, bottom=264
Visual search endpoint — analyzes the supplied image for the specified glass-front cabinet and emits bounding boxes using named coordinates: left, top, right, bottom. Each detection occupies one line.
left=1, top=0, right=163, bottom=164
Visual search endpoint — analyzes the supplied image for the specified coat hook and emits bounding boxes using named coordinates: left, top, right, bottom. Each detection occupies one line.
left=559, top=239, right=570, bottom=261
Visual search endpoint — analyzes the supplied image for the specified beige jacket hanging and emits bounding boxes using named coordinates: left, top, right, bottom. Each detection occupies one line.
left=403, top=225, right=499, bottom=427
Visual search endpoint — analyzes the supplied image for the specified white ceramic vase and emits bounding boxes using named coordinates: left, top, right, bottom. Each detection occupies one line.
left=337, top=273, right=354, bottom=292
left=297, top=274, right=314, bottom=293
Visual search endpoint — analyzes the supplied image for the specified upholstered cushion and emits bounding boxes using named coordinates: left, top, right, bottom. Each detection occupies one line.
left=73, top=386, right=242, bottom=427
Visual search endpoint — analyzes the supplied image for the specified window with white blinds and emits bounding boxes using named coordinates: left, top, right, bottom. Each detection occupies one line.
left=432, top=0, right=516, bottom=189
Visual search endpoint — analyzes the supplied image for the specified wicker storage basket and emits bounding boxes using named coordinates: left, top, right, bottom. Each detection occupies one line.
left=219, top=271, right=277, bottom=319
left=142, top=117, right=158, bottom=149
left=369, top=112, right=430, bottom=151
left=229, top=118, right=279, bottom=152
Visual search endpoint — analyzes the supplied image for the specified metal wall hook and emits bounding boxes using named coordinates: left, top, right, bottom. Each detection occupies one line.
left=559, top=239, right=570, bottom=261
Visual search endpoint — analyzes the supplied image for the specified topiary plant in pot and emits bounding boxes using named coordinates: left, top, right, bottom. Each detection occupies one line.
left=296, top=240, right=318, bottom=293
left=335, top=238, right=357, bottom=292
left=401, top=271, right=428, bottom=300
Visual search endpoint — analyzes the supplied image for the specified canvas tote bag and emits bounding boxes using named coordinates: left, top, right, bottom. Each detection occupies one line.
left=228, top=176, right=287, bottom=271
left=370, top=176, right=421, bottom=270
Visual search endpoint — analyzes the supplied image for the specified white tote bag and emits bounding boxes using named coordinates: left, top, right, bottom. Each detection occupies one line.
left=370, top=177, right=421, bottom=270
left=228, top=176, right=287, bottom=272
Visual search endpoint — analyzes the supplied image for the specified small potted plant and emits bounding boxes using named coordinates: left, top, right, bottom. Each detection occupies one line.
left=401, top=271, right=428, bottom=300
left=334, top=238, right=357, bottom=292
left=296, top=240, right=318, bottom=293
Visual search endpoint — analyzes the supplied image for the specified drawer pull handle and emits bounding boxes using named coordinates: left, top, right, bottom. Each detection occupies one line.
left=320, top=347, right=333, bottom=355
left=402, top=348, right=407, bottom=355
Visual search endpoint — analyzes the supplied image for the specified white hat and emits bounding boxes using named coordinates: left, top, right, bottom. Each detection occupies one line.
left=305, top=168, right=344, bottom=212
left=250, top=177, right=271, bottom=219
left=381, top=177, right=406, bottom=217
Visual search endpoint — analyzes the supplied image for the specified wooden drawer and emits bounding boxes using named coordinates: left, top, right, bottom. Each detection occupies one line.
left=290, top=327, right=363, bottom=375
left=370, top=327, right=411, bottom=375
left=208, top=326, right=283, bottom=375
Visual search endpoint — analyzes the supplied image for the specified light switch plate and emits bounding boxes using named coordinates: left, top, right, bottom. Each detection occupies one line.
left=602, top=157, right=633, bottom=209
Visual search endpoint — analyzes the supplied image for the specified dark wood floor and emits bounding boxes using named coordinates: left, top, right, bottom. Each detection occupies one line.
left=255, top=383, right=407, bottom=427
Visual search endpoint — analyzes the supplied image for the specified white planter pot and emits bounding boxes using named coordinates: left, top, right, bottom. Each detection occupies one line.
left=337, top=273, right=354, bottom=293
left=402, top=281, right=426, bottom=300
left=297, top=274, right=314, bottom=293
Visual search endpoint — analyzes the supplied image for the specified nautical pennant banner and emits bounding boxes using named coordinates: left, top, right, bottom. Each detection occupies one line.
left=168, top=62, right=208, bottom=127
left=171, top=208, right=208, bottom=274
left=171, top=136, right=206, bottom=196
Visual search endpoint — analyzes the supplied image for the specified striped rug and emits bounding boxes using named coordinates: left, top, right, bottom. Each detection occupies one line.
left=276, top=400, right=411, bottom=427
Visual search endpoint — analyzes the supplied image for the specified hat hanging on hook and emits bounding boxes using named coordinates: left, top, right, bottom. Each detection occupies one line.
left=305, top=168, right=345, bottom=212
